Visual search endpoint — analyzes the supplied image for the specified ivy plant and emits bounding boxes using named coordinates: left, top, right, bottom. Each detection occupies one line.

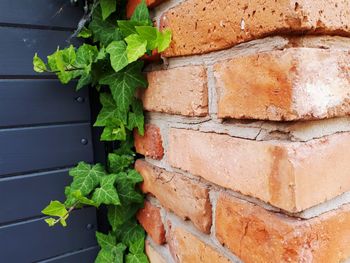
left=33, top=1, right=171, bottom=262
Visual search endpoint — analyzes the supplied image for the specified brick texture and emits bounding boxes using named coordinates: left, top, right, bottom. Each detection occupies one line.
left=140, top=66, right=208, bottom=116
left=134, top=124, right=164, bottom=160
left=215, top=48, right=350, bottom=121
left=137, top=201, right=166, bottom=245
left=169, top=128, right=350, bottom=213
left=168, top=227, right=231, bottom=263
left=160, top=0, right=350, bottom=57
left=145, top=241, right=167, bottom=263
left=216, top=193, right=350, bottom=263
left=135, top=160, right=212, bottom=233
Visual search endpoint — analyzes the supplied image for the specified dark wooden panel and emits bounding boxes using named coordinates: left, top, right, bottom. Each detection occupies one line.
left=0, top=0, right=84, bottom=28
left=0, top=27, right=78, bottom=76
left=0, top=170, right=71, bottom=224
left=0, top=208, right=97, bottom=263
left=39, top=247, right=99, bottom=263
left=0, top=123, right=93, bottom=176
left=0, top=80, right=90, bottom=127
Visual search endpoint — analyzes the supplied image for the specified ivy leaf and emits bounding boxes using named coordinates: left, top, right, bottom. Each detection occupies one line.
left=95, top=248, right=114, bottom=263
left=92, top=174, right=120, bottom=206
left=96, top=232, right=116, bottom=250
left=126, top=253, right=149, bottom=263
left=106, top=41, right=129, bottom=72
left=62, top=45, right=76, bottom=65
left=100, top=0, right=116, bottom=20
left=107, top=205, right=140, bottom=232
left=42, top=201, right=68, bottom=227
left=76, top=73, right=92, bottom=90
left=72, top=190, right=99, bottom=207
left=135, top=26, right=158, bottom=50
left=78, top=27, right=92, bottom=38
left=33, top=53, right=47, bottom=73
left=117, top=20, right=140, bottom=37
left=94, top=93, right=122, bottom=127
left=127, top=98, right=144, bottom=134
left=131, top=0, right=152, bottom=26
left=69, top=162, right=106, bottom=196
left=125, top=34, right=147, bottom=63
left=101, top=125, right=127, bottom=141
left=99, top=62, right=147, bottom=123
left=115, top=171, right=144, bottom=204
left=156, top=29, right=172, bottom=52
left=108, top=153, right=134, bottom=174
left=89, top=9, right=123, bottom=46
left=44, top=218, right=56, bottom=227
left=75, top=44, right=98, bottom=69
left=118, top=222, right=145, bottom=254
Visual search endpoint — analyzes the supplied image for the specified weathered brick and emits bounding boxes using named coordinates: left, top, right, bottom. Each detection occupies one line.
left=215, top=48, right=350, bottom=121
left=216, top=193, right=350, bottom=263
left=145, top=241, right=167, bottom=263
left=127, top=0, right=165, bottom=18
left=160, top=0, right=350, bottom=57
left=168, top=227, right=231, bottom=263
left=168, top=128, right=350, bottom=213
left=137, top=201, right=166, bottom=245
left=134, top=124, right=164, bottom=160
left=140, top=66, right=208, bottom=116
left=135, top=160, right=212, bottom=233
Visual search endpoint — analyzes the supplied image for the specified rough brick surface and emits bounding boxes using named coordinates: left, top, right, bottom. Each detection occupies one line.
left=215, top=48, right=350, bottom=121
left=137, top=201, right=166, bottom=245
left=135, top=160, right=212, bottom=233
left=140, top=66, right=208, bottom=116
left=169, top=128, right=350, bottom=213
left=216, top=193, right=350, bottom=263
left=145, top=241, right=167, bottom=263
left=134, top=124, right=164, bottom=160
left=160, top=0, right=350, bottom=57
left=168, top=227, right=231, bottom=263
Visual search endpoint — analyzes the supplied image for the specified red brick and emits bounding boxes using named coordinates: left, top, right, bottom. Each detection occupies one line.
left=127, top=0, right=165, bottom=18
left=140, top=66, right=208, bottom=116
left=215, top=48, right=350, bottom=121
left=168, top=227, right=231, bottom=263
left=168, top=128, right=350, bottom=213
left=216, top=193, right=350, bottom=263
left=135, top=160, right=212, bottom=233
left=160, top=0, right=350, bottom=57
left=145, top=241, right=167, bottom=263
left=134, top=124, right=164, bottom=160
left=137, top=201, right=166, bottom=245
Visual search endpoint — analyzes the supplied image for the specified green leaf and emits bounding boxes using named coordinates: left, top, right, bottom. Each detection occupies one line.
left=126, top=253, right=149, bottom=263
left=72, top=190, right=99, bottom=207
left=101, top=125, right=127, bottom=141
left=99, top=62, right=147, bottom=123
left=42, top=201, right=69, bottom=227
left=115, top=171, right=144, bottom=204
left=107, top=41, right=129, bottom=72
left=62, top=45, right=76, bottom=65
left=69, top=162, right=106, bottom=196
left=96, top=232, right=116, bottom=250
left=94, top=93, right=122, bottom=127
left=127, top=98, right=144, bottom=134
left=89, top=9, right=123, bottom=46
left=107, top=205, right=140, bottom=232
left=78, top=27, right=92, bottom=38
left=95, top=248, right=114, bottom=263
left=125, top=34, right=147, bottom=63
left=157, top=29, right=172, bottom=52
left=92, top=174, right=120, bottom=206
left=135, top=26, right=158, bottom=50
left=108, top=153, right=134, bottom=174
left=117, top=20, right=141, bottom=37
left=33, top=53, right=47, bottom=73
left=100, top=0, right=116, bottom=20
left=131, top=0, right=152, bottom=26
left=118, top=222, right=145, bottom=254
left=76, top=73, right=92, bottom=90
left=75, top=44, right=98, bottom=69
left=45, top=218, right=57, bottom=227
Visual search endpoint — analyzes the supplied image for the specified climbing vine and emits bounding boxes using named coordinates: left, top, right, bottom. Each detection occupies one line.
left=33, top=0, right=171, bottom=262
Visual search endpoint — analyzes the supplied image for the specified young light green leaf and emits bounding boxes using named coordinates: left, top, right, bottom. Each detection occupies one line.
left=72, top=190, right=99, bottom=207
left=100, top=0, right=116, bottom=20
left=157, top=29, right=172, bottom=52
left=69, top=162, right=106, bottom=196
left=125, top=34, right=147, bottom=63
left=106, top=41, right=128, bottom=72
left=44, top=218, right=56, bottom=227
left=78, top=27, right=92, bottom=38
left=101, top=125, right=127, bottom=141
left=42, top=200, right=68, bottom=218
left=76, top=73, right=92, bottom=90
left=92, top=174, right=120, bottom=206
left=33, top=53, right=47, bottom=73
left=131, top=0, right=152, bottom=26
left=135, top=26, right=158, bottom=50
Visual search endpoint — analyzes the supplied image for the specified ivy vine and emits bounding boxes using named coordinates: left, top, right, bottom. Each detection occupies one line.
left=33, top=1, right=171, bottom=262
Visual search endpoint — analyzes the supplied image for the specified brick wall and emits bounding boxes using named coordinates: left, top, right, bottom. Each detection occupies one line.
left=130, top=0, right=350, bottom=262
